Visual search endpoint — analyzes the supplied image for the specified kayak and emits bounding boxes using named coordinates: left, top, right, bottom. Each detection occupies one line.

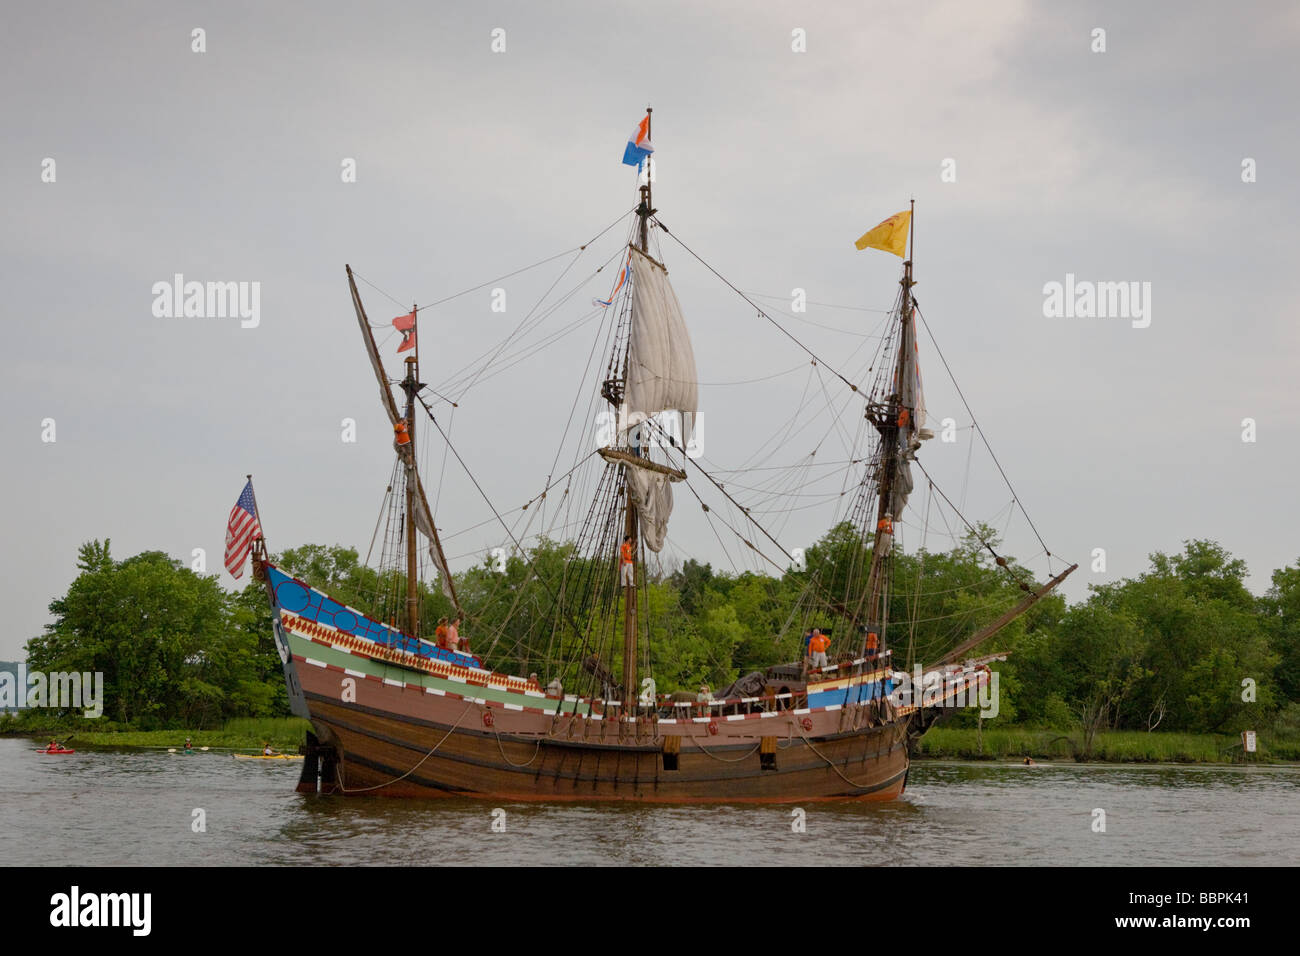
left=37, top=749, right=76, bottom=755
left=233, top=753, right=302, bottom=761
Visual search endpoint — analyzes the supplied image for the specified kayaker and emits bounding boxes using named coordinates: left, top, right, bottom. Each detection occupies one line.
left=184, top=737, right=193, bottom=752
left=47, top=738, right=60, bottom=753
left=262, top=742, right=277, bottom=756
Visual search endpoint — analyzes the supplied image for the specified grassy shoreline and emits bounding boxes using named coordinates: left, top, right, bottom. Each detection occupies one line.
left=1, top=717, right=311, bottom=751
left=6, top=716, right=1298, bottom=763
left=915, top=726, right=1300, bottom=763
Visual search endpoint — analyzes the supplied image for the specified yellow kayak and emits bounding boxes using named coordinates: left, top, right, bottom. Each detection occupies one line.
left=233, top=753, right=303, bottom=761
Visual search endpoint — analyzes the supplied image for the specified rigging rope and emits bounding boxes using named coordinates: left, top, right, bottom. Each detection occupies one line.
left=914, top=301, right=1052, bottom=558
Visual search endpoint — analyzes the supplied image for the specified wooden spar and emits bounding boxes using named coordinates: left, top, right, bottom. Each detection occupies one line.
left=598, top=447, right=685, bottom=480
left=411, top=471, right=463, bottom=616
left=402, top=354, right=419, bottom=639
left=934, top=563, right=1078, bottom=667
left=346, top=265, right=403, bottom=426
left=859, top=274, right=911, bottom=651
left=621, top=106, right=653, bottom=711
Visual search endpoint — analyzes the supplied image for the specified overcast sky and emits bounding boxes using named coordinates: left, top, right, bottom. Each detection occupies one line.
left=3, top=1, right=1298, bottom=660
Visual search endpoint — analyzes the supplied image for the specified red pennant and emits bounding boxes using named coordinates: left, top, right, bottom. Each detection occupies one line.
left=393, top=310, right=416, bottom=353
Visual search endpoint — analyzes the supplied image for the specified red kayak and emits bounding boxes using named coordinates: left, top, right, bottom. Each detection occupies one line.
left=37, top=748, right=76, bottom=754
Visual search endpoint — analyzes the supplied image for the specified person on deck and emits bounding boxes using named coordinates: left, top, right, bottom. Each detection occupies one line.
left=696, top=683, right=711, bottom=717
left=546, top=676, right=564, bottom=697
left=864, top=630, right=880, bottom=661
left=450, top=616, right=467, bottom=653
left=809, top=629, right=831, bottom=670
left=802, top=628, right=814, bottom=658
left=435, top=617, right=450, bottom=651
left=620, top=535, right=635, bottom=588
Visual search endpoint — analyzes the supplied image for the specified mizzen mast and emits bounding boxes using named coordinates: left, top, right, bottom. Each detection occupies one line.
left=860, top=199, right=916, bottom=655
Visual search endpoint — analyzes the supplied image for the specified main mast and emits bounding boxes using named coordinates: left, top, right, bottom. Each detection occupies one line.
left=860, top=199, right=915, bottom=654
left=622, top=107, right=653, bottom=710
left=402, top=306, right=420, bottom=640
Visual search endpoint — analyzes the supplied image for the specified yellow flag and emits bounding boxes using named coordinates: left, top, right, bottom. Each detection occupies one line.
left=854, top=210, right=911, bottom=257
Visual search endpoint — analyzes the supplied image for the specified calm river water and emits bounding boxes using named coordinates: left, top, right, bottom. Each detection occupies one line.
left=1, top=738, right=1295, bottom=866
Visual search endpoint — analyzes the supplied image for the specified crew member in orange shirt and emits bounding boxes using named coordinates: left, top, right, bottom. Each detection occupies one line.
left=809, top=629, right=831, bottom=670
left=620, top=534, right=635, bottom=588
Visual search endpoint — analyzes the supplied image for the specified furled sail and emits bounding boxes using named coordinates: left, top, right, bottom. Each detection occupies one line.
left=347, top=265, right=461, bottom=613
left=616, top=247, right=698, bottom=552
left=888, top=308, right=932, bottom=519
left=622, top=246, right=698, bottom=442
left=347, top=265, right=402, bottom=428
left=624, top=462, right=673, bottom=553
left=407, top=459, right=462, bottom=611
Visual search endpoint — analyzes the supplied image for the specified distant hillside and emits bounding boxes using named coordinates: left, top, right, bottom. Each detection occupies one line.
left=0, top=660, right=23, bottom=711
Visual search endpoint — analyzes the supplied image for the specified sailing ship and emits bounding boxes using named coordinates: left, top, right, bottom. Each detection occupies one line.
left=247, top=111, right=1075, bottom=801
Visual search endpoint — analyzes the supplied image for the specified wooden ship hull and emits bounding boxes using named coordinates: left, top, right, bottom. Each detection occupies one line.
left=258, top=560, right=989, bottom=803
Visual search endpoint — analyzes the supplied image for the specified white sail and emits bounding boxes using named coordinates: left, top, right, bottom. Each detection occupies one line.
left=624, top=464, right=673, bottom=553
left=889, top=308, right=931, bottom=520
left=622, top=246, right=698, bottom=441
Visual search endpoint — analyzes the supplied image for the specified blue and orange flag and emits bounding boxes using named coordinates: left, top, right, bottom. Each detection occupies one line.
left=854, top=210, right=911, bottom=257
left=622, top=116, right=654, bottom=171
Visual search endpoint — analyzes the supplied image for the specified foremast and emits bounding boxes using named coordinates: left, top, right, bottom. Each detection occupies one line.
left=401, top=338, right=420, bottom=639
left=345, top=265, right=462, bottom=636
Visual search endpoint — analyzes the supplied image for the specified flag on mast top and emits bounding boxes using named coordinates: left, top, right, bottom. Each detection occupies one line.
left=622, top=115, right=654, bottom=172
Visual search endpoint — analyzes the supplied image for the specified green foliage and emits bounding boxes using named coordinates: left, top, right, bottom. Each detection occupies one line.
left=26, top=540, right=276, bottom=727
left=21, top=532, right=1298, bottom=740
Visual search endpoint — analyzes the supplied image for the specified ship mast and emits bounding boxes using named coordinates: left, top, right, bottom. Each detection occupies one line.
left=860, top=199, right=915, bottom=655
left=402, top=305, right=420, bottom=640
left=622, top=106, right=653, bottom=710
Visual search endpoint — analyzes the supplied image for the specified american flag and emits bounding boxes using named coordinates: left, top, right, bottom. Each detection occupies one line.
left=225, top=480, right=262, bottom=578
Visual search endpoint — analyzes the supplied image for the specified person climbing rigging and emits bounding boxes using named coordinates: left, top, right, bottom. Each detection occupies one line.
left=620, top=534, right=635, bottom=588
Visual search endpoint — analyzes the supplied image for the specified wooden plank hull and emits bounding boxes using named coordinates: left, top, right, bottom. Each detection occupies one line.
left=261, top=560, right=915, bottom=803
left=293, top=654, right=911, bottom=803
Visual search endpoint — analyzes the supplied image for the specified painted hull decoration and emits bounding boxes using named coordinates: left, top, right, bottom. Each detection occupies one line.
left=243, top=112, right=1074, bottom=803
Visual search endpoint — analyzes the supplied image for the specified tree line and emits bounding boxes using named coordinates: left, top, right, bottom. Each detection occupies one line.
left=17, top=531, right=1299, bottom=738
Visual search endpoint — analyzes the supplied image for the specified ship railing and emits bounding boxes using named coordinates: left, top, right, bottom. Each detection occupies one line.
left=807, top=648, right=893, bottom=680
left=657, top=691, right=806, bottom=719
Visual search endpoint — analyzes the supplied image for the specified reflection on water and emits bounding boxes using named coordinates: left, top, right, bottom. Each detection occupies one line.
left=1, top=740, right=1295, bottom=866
